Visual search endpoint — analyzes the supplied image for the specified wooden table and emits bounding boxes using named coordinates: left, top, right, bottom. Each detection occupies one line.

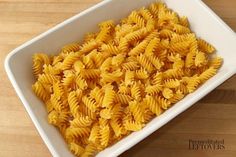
left=0, top=0, right=236, bottom=157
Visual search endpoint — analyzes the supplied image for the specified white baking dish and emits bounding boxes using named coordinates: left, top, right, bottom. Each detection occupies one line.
left=4, top=0, right=236, bottom=156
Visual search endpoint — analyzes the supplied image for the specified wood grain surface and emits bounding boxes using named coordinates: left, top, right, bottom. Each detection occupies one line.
left=0, top=0, right=236, bottom=157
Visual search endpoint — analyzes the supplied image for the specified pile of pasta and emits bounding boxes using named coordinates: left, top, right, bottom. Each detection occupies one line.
left=32, top=2, right=223, bottom=157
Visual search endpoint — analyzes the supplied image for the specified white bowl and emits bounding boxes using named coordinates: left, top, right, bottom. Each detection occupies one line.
left=4, top=0, right=236, bottom=156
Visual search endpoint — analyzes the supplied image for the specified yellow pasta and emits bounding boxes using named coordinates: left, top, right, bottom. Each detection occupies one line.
left=102, top=85, right=115, bottom=108
left=82, top=96, right=97, bottom=112
left=70, top=116, right=93, bottom=128
left=110, top=118, right=124, bottom=137
left=145, top=95, right=163, bottom=116
left=125, top=70, right=135, bottom=86
left=195, top=51, right=208, bottom=67
left=124, top=120, right=144, bottom=131
left=128, top=11, right=146, bottom=28
left=99, top=125, right=110, bottom=147
left=61, top=42, right=80, bottom=54
left=144, top=37, right=160, bottom=56
left=115, top=93, right=133, bottom=105
left=32, top=81, right=50, bottom=102
left=198, top=38, right=216, bottom=53
left=32, top=53, right=50, bottom=78
left=162, top=88, right=174, bottom=99
left=68, top=90, right=80, bottom=118
left=136, top=54, right=154, bottom=73
left=88, top=123, right=99, bottom=143
left=131, top=82, right=142, bottom=101
left=210, top=56, right=223, bottom=69
left=32, top=2, right=223, bottom=156
left=139, top=7, right=153, bottom=21
left=129, top=101, right=145, bottom=123
left=69, top=142, right=85, bottom=157
left=135, top=68, right=149, bottom=80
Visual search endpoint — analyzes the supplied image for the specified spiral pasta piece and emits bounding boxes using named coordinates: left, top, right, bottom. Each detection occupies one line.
left=173, top=24, right=191, bottom=34
left=210, top=56, right=223, bottom=69
left=66, top=127, right=90, bottom=139
left=38, top=74, right=58, bottom=85
left=88, top=123, right=100, bottom=143
left=80, top=40, right=101, bottom=54
left=198, top=39, right=216, bottom=53
left=75, top=75, right=88, bottom=90
left=69, top=142, right=85, bottom=157
left=164, top=79, right=180, bottom=88
left=152, top=72, right=163, bottom=85
left=82, top=96, right=97, bottom=112
left=199, top=67, right=217, bottom=83
left=101, top=44, right=120, bottom=55
left=43, top=64, right=61, bottom=75
left=146, top=54, right=164, bottom=70
left=62, top=54, right=79, bottom=70
left=70, top=116, right=93, bottom=128
left=122, top=61, right=139, bottom=70
left=99, top=125, right=110, bottom=147
left=110, top=118, right=124, bottom=137
left=32, top=53, right=50, bottom=78
left=162, top=88, right=174, bottom=99
left=195, top=51, right=207, bottom=67
left=68, top=91, right=80, bottom=118
left=131, top=82, right=142, bottom=101
left=139, top=7, right=153, bottom=20
left=61, top=43, right=80, bottom=54
left=135, top=68, right=149, bottom=80
left=137, top=54, right=154, bottom=73
left=129, top=40, right=147, bottom=56
left=81, top=143, right=98, bottom=157
left=125, top=28, right=149, bottom=42
left=145, top=84, right=162, bottom=95
left=50, top=94, right=66, bottom=112
left=115, top=94, right=133, bottom=105
left=156, top=96, right=171, bottom=110
left=96, top=27, right=111, bottom=43
left=125, top=70, right=135, bottom=86
left=124, top=120, right=144, bottom=131
left=169, top=90, right=185, bottom=103
left=172, top=68, right=186, bottom=77
left=179, top=16, right=189, bottom=27
left=90, top=87, right=104, bottom=107
left=145, top=95, right=163, bottom=116
left=32, top=81, right=50, bottom=102
left=80, top=69, right=100, bottom=79
left=102, top=86, right=115, bottom=108
left=186, top=76, right=201, bottom=93
left=129, top=101, right=145, bottom=123
left=128, top=11, right=146, bottom=28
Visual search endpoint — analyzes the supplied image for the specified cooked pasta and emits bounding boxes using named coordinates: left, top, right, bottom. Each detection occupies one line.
left=32, top=2, right=223, bottom=156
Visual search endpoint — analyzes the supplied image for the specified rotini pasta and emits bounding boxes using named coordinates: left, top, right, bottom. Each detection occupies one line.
left=32, top=2, right=223, bottom=156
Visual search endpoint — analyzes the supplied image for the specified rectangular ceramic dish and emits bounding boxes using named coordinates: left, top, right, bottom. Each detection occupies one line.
left=5, top=0, right=236, bottom=156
